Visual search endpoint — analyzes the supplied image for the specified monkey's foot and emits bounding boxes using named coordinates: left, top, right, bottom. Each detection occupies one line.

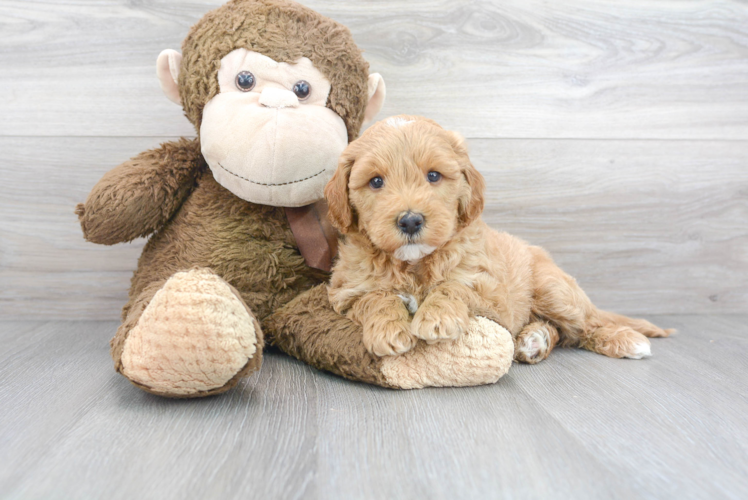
left=380, top=317, right=514, bottom=389
left=120, top=268, right=262, bottom=397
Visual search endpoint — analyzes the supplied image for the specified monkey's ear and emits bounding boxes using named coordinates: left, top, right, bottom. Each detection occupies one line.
left=363, top=73, right=386, bottom=125
left=324, top=153, right=356, bottom=233
left=156, top=49, right=183, bottom=105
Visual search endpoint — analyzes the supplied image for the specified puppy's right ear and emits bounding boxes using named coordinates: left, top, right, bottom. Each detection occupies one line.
left=325, top=152, right=356, bottom=233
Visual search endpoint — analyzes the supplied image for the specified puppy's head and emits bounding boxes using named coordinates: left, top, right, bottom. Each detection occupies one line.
left=325, top=115, right=485, bottom=261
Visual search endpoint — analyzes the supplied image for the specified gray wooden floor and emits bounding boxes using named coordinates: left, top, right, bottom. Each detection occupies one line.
left=2, top=316, right=747, bottom=500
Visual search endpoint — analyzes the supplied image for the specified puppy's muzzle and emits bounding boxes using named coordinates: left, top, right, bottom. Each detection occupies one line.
left=397, top=211, right=425, bottom=236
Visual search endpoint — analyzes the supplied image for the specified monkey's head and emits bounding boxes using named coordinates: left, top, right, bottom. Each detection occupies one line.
left=156, top=0, right=386, bottom=207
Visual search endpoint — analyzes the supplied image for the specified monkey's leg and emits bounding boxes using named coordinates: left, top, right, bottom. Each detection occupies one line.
left=529, top=246, right=674, bottom=359
left=264, top=285, right=514, bottom=389
left=111, top=268, right=263, bottom=398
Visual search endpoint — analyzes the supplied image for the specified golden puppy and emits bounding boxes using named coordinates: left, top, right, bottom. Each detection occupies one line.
left=325, top=115, right=673, bottom=361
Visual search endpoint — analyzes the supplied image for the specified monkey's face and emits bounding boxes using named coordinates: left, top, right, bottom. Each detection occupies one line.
left=198, top=49, right=349, bottom=207
left=156, top=1, right=386, bottom=208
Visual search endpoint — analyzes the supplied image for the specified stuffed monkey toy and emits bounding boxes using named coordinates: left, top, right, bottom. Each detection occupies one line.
left=77, top=0, right=514, bottom=397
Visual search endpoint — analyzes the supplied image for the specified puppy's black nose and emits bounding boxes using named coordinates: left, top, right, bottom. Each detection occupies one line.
left=397, top=212, right=425, bottom=236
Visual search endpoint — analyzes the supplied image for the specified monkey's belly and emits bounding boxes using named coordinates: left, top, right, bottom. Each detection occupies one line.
left=127, top=171, right=326, bottom=322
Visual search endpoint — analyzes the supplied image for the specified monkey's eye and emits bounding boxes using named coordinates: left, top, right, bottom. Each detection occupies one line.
left=292, top=80, right=311, bottom=100
left=369, top=176, right=384, bottom=189
left=235, top=71, right=256, bottom=92
left=427, top=171, right=442, bottom=183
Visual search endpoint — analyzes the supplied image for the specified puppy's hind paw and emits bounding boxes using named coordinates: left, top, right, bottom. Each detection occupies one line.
left=587, top=326, right=653, bottom=359
left=626, top=338, right=652, bottom=359
left=513, top=322, right=559, bottom=364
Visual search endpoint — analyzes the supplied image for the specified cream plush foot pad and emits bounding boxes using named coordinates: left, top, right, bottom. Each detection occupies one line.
left=121, top=269, right=259, bottom=395
left=380, top=317, right=514, bottom=389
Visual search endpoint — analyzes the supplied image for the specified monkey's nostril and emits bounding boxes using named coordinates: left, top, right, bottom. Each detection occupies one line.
left=397, top=212, right=425, bottom=236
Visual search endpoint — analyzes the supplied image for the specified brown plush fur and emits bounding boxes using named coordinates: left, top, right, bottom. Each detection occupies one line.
left=115, top=269, right=265, bottom=398
left=326, top=116, right=674, bottom=360
left=180, top=0, right=370, bottom=141
left=75, top=138, right=202, bottom=245
left=77, top=0, right=382, bottom=396
left=265, top=284, right=396, bottom=388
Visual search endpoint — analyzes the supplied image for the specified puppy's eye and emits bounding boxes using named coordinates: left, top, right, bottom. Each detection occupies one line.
left=369, top=176, right=384, bottom=189
left=427, top=171, right=442, bottom=183
left=292, top=80, right=311, bottom=100
left=236, top=71, right=256, bottom=92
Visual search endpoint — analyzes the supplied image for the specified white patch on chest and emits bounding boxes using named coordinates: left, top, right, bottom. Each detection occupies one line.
left=386, top=117, right=415, bottom=128
left=393, top=243, right=437, bottom=263
left=397, top=294, right=419, bottom=314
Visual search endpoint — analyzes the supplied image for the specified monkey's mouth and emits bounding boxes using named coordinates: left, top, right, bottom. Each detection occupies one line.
left=216, top=162, right=327, bottom=187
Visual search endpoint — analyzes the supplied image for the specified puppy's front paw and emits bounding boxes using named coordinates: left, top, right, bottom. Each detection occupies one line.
left=363, top=319, right=417, bottom=357
left=411, top=300, right=469, bottom=344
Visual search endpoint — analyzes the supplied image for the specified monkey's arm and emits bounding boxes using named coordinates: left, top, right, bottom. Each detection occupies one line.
left=264, top=284, right=515, bottom=389
left=76, top=138, right=201, bottom=245
left=264, top=284, right=399, bottom=388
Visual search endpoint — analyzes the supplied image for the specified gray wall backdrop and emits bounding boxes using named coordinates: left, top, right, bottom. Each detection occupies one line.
left=1, top=0, right=746, bottom=320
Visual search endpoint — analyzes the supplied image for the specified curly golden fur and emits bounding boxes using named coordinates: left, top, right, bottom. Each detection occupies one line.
left=326, top=116, right=674, bottom=360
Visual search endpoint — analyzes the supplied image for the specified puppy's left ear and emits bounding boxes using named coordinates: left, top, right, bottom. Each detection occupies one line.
left=324, top=151, right=357, bottom=233
left=450, top=132, right=485, bottom=227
